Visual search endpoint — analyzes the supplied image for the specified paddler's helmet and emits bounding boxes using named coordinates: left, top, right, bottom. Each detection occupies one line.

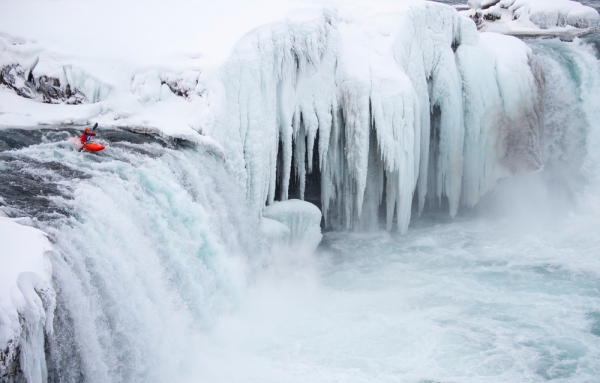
left=84, top=127, right=90, bottom=132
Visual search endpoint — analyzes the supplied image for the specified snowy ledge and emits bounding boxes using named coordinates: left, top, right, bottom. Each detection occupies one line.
left=461, top=0, right=600, bottom=38
left=0, top=216, right=55, bottom=382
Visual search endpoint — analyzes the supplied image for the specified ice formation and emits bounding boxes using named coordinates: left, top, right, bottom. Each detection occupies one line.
left=202, top=2, right=543, bottom=233
left=0, top=217, right=55, bottom=383
left=464, top=0, right=600, bottom=37
left=262, top=200, right=323, bottom=252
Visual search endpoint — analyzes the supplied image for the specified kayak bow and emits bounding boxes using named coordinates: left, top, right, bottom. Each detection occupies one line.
left=83, top=142, right=105, bottom=152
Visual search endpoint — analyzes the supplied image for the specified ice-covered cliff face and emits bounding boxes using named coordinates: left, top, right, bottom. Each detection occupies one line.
left=201, top=2, right=543, bottom=233
left=0, top=0, right=578, bottom=234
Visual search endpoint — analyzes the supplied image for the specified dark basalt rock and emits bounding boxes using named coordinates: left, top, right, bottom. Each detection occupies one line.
left=483, top=11, right=501, bottom=22
left=470, top=9, right=501, bottom=25
left=0, top=65, right=35, bottom=99
left=34, top=76, right=86, bottom=105
left=0, top=65, right=87, bottom=105
left=1, top=340, right=22, bottom=383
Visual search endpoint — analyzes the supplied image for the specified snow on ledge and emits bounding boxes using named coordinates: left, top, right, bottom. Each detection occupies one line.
left=0, top=113, right=37, bottom=127
left=0, top=216, right=55, bottom=382
left=463, top=0, right=600, bottom=37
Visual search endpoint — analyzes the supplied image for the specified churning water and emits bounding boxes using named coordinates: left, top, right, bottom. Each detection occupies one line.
left=1, top=34, right=600, bottom=383
left=202, top=216, right=600, bottom=382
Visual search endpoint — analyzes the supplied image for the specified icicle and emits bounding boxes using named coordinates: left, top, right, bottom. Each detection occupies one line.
left=294, top=117, right=307, bottom=200
left=277, top=80, right=295, bottom=201
left=355, top=126, right=385, bottom=231
left=386, top=170, right=398, bottom=231
left=430, top=46, right=465, bottom=218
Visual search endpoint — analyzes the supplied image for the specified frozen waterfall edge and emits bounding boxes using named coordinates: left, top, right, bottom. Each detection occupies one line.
left=0, top=217, right=55, bottom=383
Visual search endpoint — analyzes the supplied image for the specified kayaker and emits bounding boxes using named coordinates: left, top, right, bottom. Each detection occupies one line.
left=78, top=123, right=98, bottom=152
left=79, top=127, right=96, bottom=145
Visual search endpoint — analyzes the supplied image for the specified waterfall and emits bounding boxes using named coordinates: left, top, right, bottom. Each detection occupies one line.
left=1, top=9, right=600, bottom=383
left=529, top=35, right=600, bottom=192
left=0, top=130, right=264, bottom=382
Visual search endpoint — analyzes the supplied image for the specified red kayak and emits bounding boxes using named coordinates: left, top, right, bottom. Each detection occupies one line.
left=83, top=142, right=105, bottom=152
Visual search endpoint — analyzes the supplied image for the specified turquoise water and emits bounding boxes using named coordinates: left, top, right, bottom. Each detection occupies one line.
left=191, top=196, right=600, bottom=382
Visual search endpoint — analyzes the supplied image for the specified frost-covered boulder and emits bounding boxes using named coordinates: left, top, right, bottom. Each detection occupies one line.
left=262, top=200, right=322, bottom=253
left=132, top=70, right=201, bottom=103
left=258, top=217, right=291, bottom=248
left=0, top=217, right=55, bottom=383
left=464, top=0, right=600, bottom=37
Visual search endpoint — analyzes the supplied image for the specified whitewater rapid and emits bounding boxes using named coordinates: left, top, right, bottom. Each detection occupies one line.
left=1, top=18, right=600, bottom=383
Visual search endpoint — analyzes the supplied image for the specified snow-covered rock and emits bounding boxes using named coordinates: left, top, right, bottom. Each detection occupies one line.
left=463, top=0, right=600, bottom=37
left=0, top=217, right=55, bottom=383
left=131, top=70, right=201, bottom=103
left=262, top=200, right=323, bottom=253
left=0, top=35, right=109, bottom=104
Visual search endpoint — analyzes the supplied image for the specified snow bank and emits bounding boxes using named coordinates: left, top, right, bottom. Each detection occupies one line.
left=262, top=200, right=323, bottom=253
left=464, top=0, right=600, bottom=37
left=0, top=217, right=55, bottom=383
left=0, top=113, right=36, bottom=127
